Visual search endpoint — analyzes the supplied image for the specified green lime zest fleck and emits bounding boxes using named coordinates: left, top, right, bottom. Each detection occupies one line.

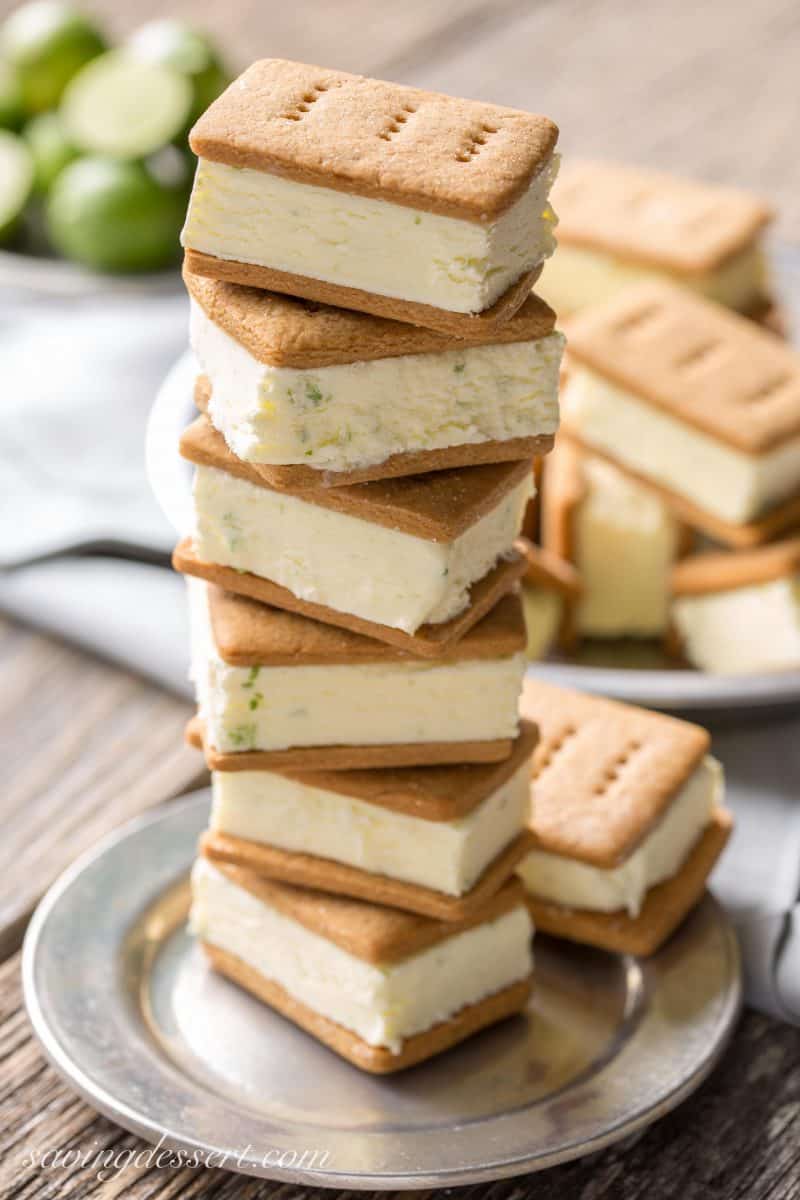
left=242, top=665, right=260, bottom=689
left=305, top=380, right=323, bottom=406
left=227, top=723, right=256, bottom=749
left=221, top=510, right=243, bottom=550
left=454, top=362, right=465, bottom=374
left=248, top=691, right=264, bottom=712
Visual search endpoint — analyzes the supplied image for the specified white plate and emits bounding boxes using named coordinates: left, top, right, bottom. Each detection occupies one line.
left=23, top=793, right=741, bottom=1190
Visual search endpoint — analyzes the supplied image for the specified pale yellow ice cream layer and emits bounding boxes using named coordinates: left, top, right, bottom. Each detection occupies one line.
left=182, top=154, right=559, bottom=314
left=537, top=241, right=768, bottom=317
left=190, top=299, right=563, bottom=471
left=191, top=464, right=533, bottom=634
left=574, top=455, right=681, bottom=637
left=673, top=578, right=800, bottom=674
left=211, top=762, right=531, bottom=896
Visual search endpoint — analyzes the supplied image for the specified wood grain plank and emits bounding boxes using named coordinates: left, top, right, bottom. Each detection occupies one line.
left=0, top=620, right=204, bottom=959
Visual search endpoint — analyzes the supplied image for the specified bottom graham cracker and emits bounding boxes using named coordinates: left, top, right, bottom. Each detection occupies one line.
left=173, top=537, right=527, bottom=659
left=186, top=715, right=515, bottom=771
left=200, top=829, right=536, bottom=922
left=524, top=807, right=733, bottom=957
left=184, top=250, right=542, bottom=338
left=202, top=941, right=532, bottom=1074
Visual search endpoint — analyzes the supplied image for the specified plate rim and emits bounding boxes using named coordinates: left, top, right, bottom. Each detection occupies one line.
left=23, top=791, right=742, bottom=1189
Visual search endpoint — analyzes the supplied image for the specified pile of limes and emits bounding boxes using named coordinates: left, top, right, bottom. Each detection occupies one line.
left=0, top=2, right=230, bottom=271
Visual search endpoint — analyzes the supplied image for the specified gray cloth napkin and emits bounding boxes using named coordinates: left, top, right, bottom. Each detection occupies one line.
left=2, top=278, right=800, bottom=1025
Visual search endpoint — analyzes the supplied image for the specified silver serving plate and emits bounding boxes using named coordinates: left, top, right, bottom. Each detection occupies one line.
left=24, top=792, right=741, bottom=1189
left=146, top=337, right=800, bottom=714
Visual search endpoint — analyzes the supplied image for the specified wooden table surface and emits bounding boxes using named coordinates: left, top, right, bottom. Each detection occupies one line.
left=2, top=0, right=799, bottom=1196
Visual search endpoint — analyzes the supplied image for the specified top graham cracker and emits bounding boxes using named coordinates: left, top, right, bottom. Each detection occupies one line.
left=520, top=678, right=710, bottom=868
left=565, top=280, right=800, bottom=454
left=672, top=535, right=800, bottom=597
left=185, top=267, right=556, bottom=368
left=208, top=586, right=526, bottom=667
left=188, top=58, right=559, bottom=223
left=212, top=862, right=525, bottom=963
left=553, top=160, right=772, bottom=273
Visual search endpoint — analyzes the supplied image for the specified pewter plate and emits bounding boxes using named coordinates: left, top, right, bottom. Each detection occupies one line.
left=23, top=792, right=741, bottom=1189
left=145, top=344, right=800, bottom=714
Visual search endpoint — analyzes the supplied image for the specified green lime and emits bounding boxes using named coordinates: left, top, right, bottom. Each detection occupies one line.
left=0, top=129, right=34, bottom=241
left=46, top=155, right=185, bottom=271
left=24, top=109, right=76, bottom=190
left=126, top=19, right=230, bottom=126
left=0, top=60, right=24, bottom=129
left=61, top=49, right=192, bottom=159
left=0, top=2, right=105, bottom=114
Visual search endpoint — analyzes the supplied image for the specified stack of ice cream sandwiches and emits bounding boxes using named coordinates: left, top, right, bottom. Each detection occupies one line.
left=516, top=160, right=800, bottom=675
left=176, top=58, right=566, bottom=1073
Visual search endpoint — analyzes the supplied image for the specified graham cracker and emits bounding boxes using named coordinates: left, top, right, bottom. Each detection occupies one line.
left=672, top=536, right=800, bottom=597
left=204, top=585, right=526, bottom=667
left=537, top=442, right=587, bottom=648
left=189, top=58, right=558, bottom=222
left=524, top=808, right=733, bottom=957
left=560, top=430, right=800, bottom=549
left=540, top=439, right=585, bottom=566
left=186, top=714, right=517, bottom=771
left=520, top=677, right=710, bottom=867
left=553, top=160, right=772, bottom=274
left=200, top=828, right=536, bottom=922
left=564, top=280, right=800, bottom=454
left=517, top=540, right=582, bottom=600
left=187, top=269, right=557, bottom=367
left=174, top=537, right=527, bottom=659
left=184, top=252, right=541, bottom=338
left=203, top=944, right=532, bottom=1074
left=181, top=416, right=533, bottom=542
left=193, top=375, right=554, bottom=489
left=209, top=862, right=526, bottom=962
left=212, top=721, right=538, bottom=822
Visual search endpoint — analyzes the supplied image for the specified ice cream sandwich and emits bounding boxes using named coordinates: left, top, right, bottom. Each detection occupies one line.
left=672, top=537, right=800, bottom=674
left=561, top=281, right=800, bottom=546
left=542, top=439, right=688, bottom=641
left=538, top=160, right=773, bottom=320
left=176, top=417, right=532, bottom=655
left=191, top=860, right=533, bottom=1073
left=182, top=58, right=559, bottom=335
left=186, top=270, right=562, bottom=485
left=199, top=722, right=537, bottom=921
left=517, top=680, right=732, bottom=955
left=187, top=581, right=527, bottom=769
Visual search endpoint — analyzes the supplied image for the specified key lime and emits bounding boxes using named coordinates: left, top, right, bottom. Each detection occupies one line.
left=46, top=155, right=185, bottom=271
left=61, top=50, right=192, bottom=159
left=0, top=60, right=24, bottom=129
left=0, top=2, right=105, bottom=113
left=0, top=129, right=34, bottom=241
left=126, top=19, right=230, bottom=125
left=24, top=110, right=76, bottom=191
